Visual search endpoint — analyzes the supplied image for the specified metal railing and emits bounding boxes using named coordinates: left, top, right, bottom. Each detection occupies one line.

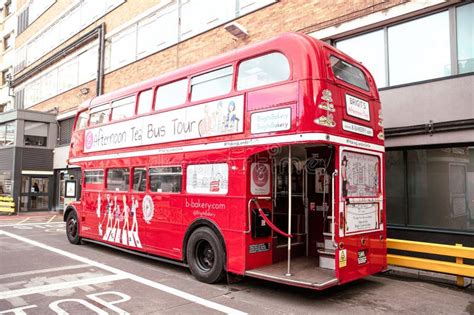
left=387, top=238, right=474, bottom=287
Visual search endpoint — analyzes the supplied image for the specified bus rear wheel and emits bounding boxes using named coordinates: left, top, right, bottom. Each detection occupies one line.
left=66, top=210, right=82, bottom=245
left=187, top=227, right=225, bottom=284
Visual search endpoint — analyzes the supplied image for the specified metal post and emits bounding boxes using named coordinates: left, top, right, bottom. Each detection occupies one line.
left=286, top=146, right=292, bottom=277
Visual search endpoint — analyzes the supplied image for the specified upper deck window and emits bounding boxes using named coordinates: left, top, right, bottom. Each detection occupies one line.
left=89, top=104, right=110, bottom=126
left=190, top=66, right=233, bottom=102
left=330, top=56, right=369, bottom=91
left=237, top=52, right=290, bottom=90
left=137, top=89, right=153, bottom=115
left=111, top=96, right=135, bottom=121
left=155, top=79, right=188, bottom=110
left=75, top=111, right=89, bottom=130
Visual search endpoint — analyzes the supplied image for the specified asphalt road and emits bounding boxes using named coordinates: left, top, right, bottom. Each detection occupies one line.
left=0, top=214, right=472, bottom=314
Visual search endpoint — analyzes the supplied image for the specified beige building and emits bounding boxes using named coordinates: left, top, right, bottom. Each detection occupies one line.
left=1, top=0, right=473, bottom=244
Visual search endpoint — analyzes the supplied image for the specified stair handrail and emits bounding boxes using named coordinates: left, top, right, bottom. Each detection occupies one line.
left=331, top=170, right=338, bottom=244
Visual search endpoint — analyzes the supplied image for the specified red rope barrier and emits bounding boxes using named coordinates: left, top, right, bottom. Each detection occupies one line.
left=257, top=208, right=293, bottom=239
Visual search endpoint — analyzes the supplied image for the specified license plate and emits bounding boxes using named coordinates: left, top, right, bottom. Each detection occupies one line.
left=358, top=250, right=367, bottom=265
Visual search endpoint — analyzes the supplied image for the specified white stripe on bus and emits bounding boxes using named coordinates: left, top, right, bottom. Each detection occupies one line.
left=69, top=132, right=384, bottom=163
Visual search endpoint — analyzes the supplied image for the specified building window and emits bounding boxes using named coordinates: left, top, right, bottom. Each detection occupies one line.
left=0, top=122, right=15, bottom=146
left=1, top=69, right=9, bottom=86
left=149, top=166, right=182, bottom=193
left=0, top=171, right=12, bottom=195
left=136, top=6, right=178, bottom=58
left=107, top=168, right=130, bottom=191
left=24, top=121, right=48, bottom=147
left=155, top=79, right=188, bottom=110
left=3, top=34, right=12, bottom=51
left=335, top=6, right=473, bottom=88
left=386, top=146, right=474, bottom=232
left=237, top=52, right=290, bottom=90
left=191, top=66, right=233, bottom=102
left=456, top=3, right=474, bottom=74
left=58, top=118, right=75, bottom=146
left=4, top=0, right=12, bottom=17
left=388, top=11, right=450, bottom=85
left=109, top=25, right=137, bottom=71
left=336, top=30, right=386, bottom=88
left=0, top=103, right=6, bottom=113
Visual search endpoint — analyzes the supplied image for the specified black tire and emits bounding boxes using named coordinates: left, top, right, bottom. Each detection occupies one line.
left=66, top=210, right=82, bottom=245
left=186, top=227, right=226, bottom=284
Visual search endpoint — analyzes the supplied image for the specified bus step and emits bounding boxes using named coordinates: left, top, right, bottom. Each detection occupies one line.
left=317, top=249, right=335, bottom=256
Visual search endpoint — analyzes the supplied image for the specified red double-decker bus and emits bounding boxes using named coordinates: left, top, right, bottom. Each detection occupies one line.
left=65, top=32, right=386, bottom=289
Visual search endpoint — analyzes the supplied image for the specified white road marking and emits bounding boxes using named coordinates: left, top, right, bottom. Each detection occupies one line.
left=0, top=230, right=247, bottom=315
left=0, top=305, right=37, bottom=314
left=0, top=274, right=127, bottom=299
left=0, top=222, right=65, bottom=228
left=46, top=215, right=57, bottom=223
left=0, top=264, right=90, bottom=280
left=16, top=218, right=30, bottom=225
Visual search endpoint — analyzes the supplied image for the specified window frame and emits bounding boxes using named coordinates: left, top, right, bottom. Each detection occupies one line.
left=154, top=78, right=189, bottom=111
left=83, top=169, right=104, bottom=189
left=148, top=165, right=183, bottom=194
left=190, top=65, right=234, bottom=103
left=106, top=167, right=131, bottom=192
left=132, top=167, right=147, bottom=192
left=236, top=51, right=292, bottom=91
left=328, top=54, right=370, bottom=92
left=110, top=95, right=137, bottom=122
left=88, top=104, right=111, bottom=126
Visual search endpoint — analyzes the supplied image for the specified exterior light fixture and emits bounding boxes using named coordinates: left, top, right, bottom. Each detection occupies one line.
left=80, top=87, right=90, bottom=95
left=224, top=22, right=248, bottom=39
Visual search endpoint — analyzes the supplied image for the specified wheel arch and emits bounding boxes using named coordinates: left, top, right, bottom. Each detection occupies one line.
left=182, top=218, right=227, bottom=268
left=63, top=205, right=77, bottom=222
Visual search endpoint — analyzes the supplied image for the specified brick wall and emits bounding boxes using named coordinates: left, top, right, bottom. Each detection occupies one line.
left=23, top=0, right=407, bottom=113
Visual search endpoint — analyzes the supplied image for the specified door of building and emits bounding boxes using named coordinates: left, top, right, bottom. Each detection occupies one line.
left=20, top=175, right=52, bottom=211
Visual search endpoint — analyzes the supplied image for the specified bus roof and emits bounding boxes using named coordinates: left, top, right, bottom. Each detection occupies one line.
left=88, top=32, right=333, bottom=109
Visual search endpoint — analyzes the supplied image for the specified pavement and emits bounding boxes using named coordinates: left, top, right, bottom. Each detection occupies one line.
left=0, top=213, right=473, bottom=314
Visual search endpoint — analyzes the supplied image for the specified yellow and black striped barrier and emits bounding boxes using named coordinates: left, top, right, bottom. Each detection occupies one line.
left=0, top=195, right=15, bottom=214
left=387, top=238, right=474, bottom=287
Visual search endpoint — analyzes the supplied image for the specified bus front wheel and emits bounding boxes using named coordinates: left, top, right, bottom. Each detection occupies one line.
left=187, top=227, right=225, bottom=284
left=66, top=210, right=82, bottom=245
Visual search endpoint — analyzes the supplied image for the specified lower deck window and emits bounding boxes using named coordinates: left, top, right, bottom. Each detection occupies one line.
left=149, top=167, right=182, bottom=193
left=107, top=168, right=130, bottom=191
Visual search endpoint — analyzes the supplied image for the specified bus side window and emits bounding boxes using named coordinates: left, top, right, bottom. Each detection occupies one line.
left=149, top=167, right=182, bottom=193
left=133, top=168, right=147, bottom=192
left=137, top=89, right=153, bottom=115
left=84, top=170, right=104, bottom=188
left=237, top=52, right=290, bottom=90
left=111, top=96, right=135, bottom=121
left=190, top=66, right=233, bottom=102
left=106, top=168, right=130, bottom=191
left=75, top=111, right=89, bottom=130
left=155, top=79, right=188, bottom=110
